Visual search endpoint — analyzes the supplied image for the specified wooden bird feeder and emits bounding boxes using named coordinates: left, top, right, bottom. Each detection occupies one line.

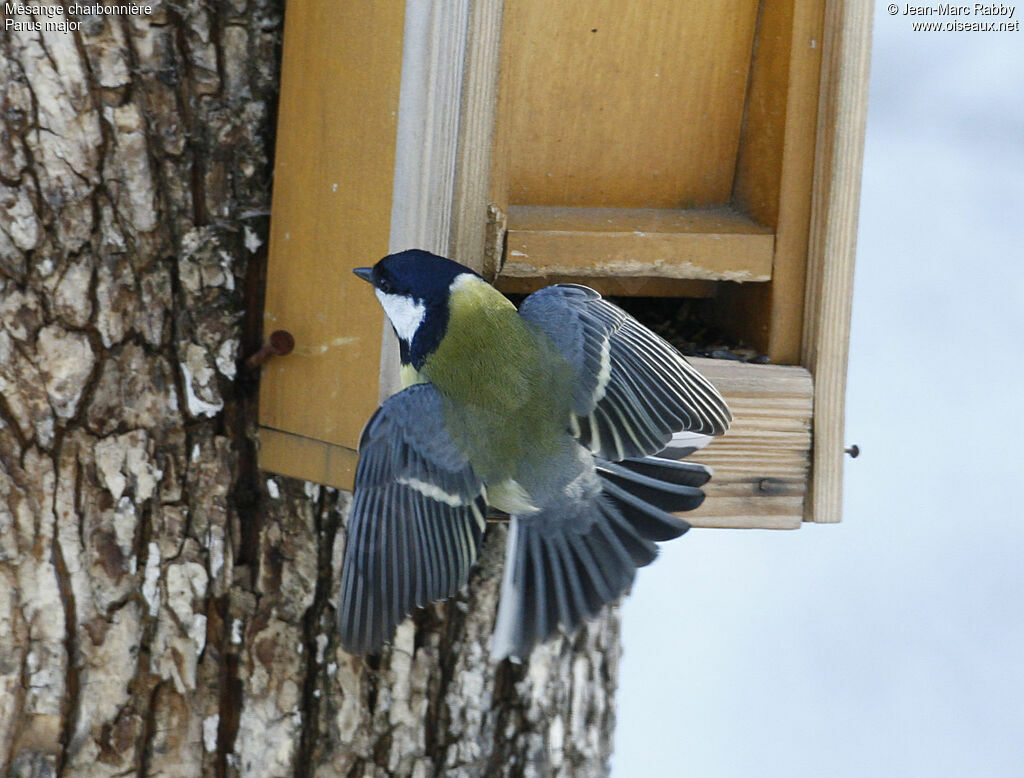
left=257, top=0, right=873, bottom=528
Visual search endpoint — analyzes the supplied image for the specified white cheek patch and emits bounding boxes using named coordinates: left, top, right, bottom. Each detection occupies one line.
left=375, top=290, right=425, bottom=344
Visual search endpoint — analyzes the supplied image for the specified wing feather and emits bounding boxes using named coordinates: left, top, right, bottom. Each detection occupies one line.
left=519, top=285, right=731, bottom=460
left=339, top=384, right=487, bottom=655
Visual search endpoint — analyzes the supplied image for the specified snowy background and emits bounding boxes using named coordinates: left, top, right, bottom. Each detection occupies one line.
left=614, top=5, right=1024, bottom=776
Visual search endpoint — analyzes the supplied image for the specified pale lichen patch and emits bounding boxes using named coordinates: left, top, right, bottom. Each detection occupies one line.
left=181, top=345, right=223, bottom=418
left=203, top=714, right=219, bottom=752
left=266, top=478, right=281, bottom=500
left=216, top=338, right=238, bottom=380
left=142, top=542, right=161, bottom=617
left=244, top=225, right=263, bottom=253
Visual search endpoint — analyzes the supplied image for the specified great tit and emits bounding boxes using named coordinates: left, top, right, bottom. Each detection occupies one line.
left=342, top=249, right=731, bottom=660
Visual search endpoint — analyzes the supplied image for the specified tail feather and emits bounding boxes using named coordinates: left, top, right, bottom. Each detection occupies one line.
left=600, top=498, right=659, bottom=566
left=567, top=522, right=617, bottom=603
left=598, top=479, right=690, bottom=542
left=597, top=460, right=706, bottom=512
left=539, top=537, right=566, bottom=642
left=553, top=533, right=602, bottom=621
left=519, top=534, right=541, bottom=650
left=617, top=456, right=712, bottom=488
left=491, top=453, right=708, bottom=660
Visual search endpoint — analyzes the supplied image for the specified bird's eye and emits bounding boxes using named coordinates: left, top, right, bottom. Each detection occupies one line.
left=378, top=279, right=392, bottom=294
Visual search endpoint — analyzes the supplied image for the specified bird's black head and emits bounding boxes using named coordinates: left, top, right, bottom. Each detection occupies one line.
left=352, top=249, right=483, bottom=368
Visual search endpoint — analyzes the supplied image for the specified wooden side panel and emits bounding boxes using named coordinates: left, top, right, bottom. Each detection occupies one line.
left=258, top=2, right=405, bottom=456
left=685, top=359, right=813, bottom=529
left=719, top=0, right=827, bottom=364
left=259, top=428, right=360, bottom=492
left=499, top=0, right=760, bottom=208
left=734, top=2, right=793, bottom=228
left=450, top=0, right=506, bottom=273
left=802, top=0, right=874, bottom=523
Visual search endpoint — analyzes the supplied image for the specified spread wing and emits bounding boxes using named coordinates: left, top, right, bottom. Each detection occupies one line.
left=339, top=383, right=487, bottom=654
left=518, top=284, right=731, bottom=461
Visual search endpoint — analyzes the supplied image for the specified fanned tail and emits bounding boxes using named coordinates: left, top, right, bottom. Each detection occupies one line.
left=492, top=453, right=711, bottom=661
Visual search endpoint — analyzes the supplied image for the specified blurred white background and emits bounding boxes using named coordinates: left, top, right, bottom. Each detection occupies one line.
left=614, top=5, right=1024, bottom=776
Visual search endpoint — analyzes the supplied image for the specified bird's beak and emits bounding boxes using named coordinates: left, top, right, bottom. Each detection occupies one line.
left=352, top=267, right=374, bottom=284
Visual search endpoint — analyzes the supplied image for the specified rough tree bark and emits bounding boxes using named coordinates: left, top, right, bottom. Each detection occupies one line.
left=0, top=3, right=620, bottom=777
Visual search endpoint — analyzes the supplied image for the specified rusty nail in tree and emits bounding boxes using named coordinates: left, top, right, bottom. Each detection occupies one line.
left=246, top=330, right=295, bottom=369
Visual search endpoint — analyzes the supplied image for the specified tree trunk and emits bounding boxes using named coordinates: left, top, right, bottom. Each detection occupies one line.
left=0, top=3, right=619, bottom=777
